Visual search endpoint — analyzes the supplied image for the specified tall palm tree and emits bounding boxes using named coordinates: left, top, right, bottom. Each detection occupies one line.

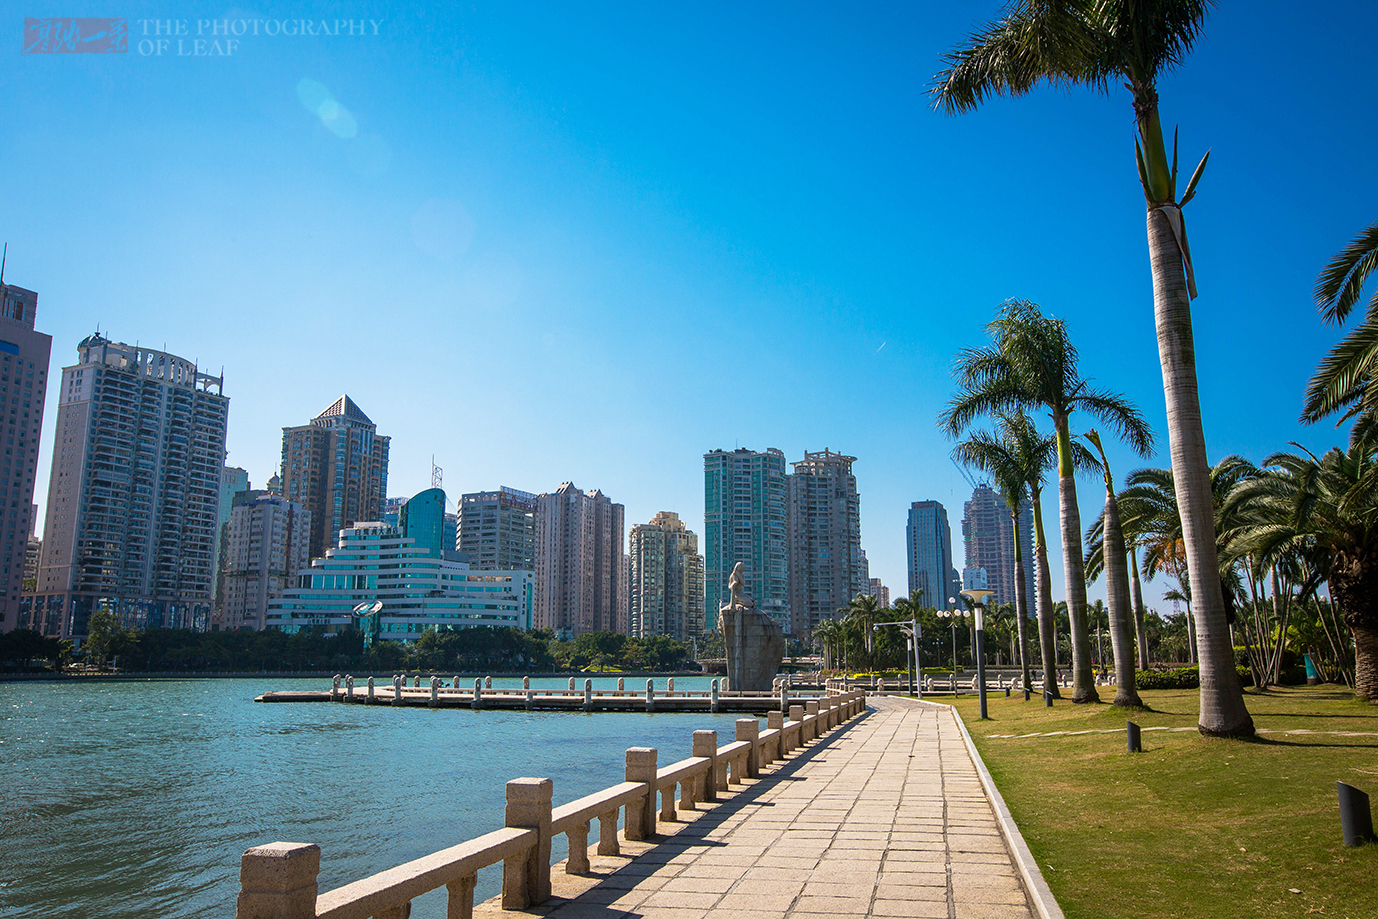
left=1083, top=429, right=1142, bottom=705
left=943, top=299, right=1153, bottom=704
left=1303, top=221, right=1378, bottom=437
left=844, top=594, right=885, bottom=672
left=932, top=1, right=1251, bottom=736
left=951, top=410, right=1067, bottom=696
left=1225, top=445, right=1378, bottom=700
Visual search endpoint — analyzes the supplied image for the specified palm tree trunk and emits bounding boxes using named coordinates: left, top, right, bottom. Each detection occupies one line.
left=1055, top=415, right=1098, bottom=703
left=1101, top=494, right=1142, bottom=705
left=1129, top=549, right=1150, bottom=668
left=1185, top=599, right=1197, bottom=664
left=1031, top=487, right=1060, bottom=698
left=1146, top=203, right=1254, bottom=736
left=1012, top=512, right=1032, bottom=694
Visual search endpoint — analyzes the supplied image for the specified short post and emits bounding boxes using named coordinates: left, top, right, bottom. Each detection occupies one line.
left=805, top=700, right=820, bottom=742
left=485, top=675, right=493, bottom=689
left=583, top=678, right=594, bottom=712
left=1338, top=782, right=1377, bottom=846
left=391, top=674, right=403, bottom=706
left=1024, top=687, right=1031, bottom=701
left=331, top=674, right=340, bottom=702
left=721, top=676, right=729, bottom=692
left=617, top=677, right=625, bottom=691
left=767, top=711, right=784, bottom=761
left=345, top=674, right=354, bottom=700
left=235, top=842, right=320, bottom=919
left=525, top=678, right=534, bottom=711
left=445, top=874, right=477, bottom=919
left=568, top=677, right=576, bottom=692
left=429, top=677, right=439, bottom=706
left=414, top=675, right=421, bottom=688
left=503, top=777, right=552, bottom=908
left=789, top=704, right=804, bottom=749
left=692, top=731, right=719, bottom=801
left=667, top=677, right=675, bottom=693
left=624, top=748, right=658, bottom=839
left=566, top=822, right=590, bottom=874
left=779, top=685, right=789, bottom=715
left=645, top=679, right=655, bottom=712
left=736, top=718, right=760, bottom=778
left=1044, top=690, right=1053, bottom=707
left=597, top=811, right=619, bottom=856
left=523, top=675, right=530, bottom=690
left=453, top=675, right=461, bottom=690
left=366, top=676, right=375, bottom=704
left=472, top=677, right=484, bottom=710
left=1127, top=721, right=1142, bottom=754
left=710, top=678, right=719, bottom=713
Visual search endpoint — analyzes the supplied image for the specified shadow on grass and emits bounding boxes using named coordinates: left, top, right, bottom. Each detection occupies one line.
left=1241, top=735, right=1378, bottom=750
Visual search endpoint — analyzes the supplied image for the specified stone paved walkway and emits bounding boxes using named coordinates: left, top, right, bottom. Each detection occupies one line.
left=479, top=696, right=1036, bottom=919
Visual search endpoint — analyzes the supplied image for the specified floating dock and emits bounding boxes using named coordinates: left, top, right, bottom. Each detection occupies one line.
left=256, top=683, right=821, bottom=713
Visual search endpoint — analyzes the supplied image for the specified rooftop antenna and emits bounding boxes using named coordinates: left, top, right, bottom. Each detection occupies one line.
left=0, top=243, right=7, bottom=285
left=431, top=456, right=443, bottom=490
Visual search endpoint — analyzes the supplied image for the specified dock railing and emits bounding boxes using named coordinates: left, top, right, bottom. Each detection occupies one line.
left=235, top=690, right=866, bottom=919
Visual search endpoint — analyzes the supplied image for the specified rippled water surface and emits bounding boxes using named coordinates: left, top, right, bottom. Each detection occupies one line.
left=0, top=676, right=738, bottom=918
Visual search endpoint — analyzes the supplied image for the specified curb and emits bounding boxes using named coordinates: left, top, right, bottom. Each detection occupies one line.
left=884, top=697, right=1065, bottom=919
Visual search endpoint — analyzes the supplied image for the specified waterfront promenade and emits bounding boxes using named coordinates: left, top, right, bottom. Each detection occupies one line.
left=475, top=696, right=1045, bottom=919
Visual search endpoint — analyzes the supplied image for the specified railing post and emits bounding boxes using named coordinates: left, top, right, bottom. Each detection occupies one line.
left=429, top=677, right=439, bottom=707
left=779, top=684, right=789, bottom=715
left=568, top=677, right=576, bottom=692
left=710, top=678, right=719, bottom=713
left=367, top=676, right=375, bottom=704
left=660, top=776, right=677, bottom=823
left=503, top=777, right=552, bottom=908
left=736, top=719, right=760, bottom=778
left=235, top=842, right=319, bottom=919
left=445, top=874, right=477, bottom=919
left=645, top=679, right=655, bottom=712
left=485, top=675, right=493, bottom=689
left=692, top=730, right=718, bottom=802
left=524, top=676, right=533, bottom=710
left=344, top=674, right=353, bottom=700
left=766, top=711, right=784, bottom=761
left=472, top=677, right=484, bottom=710
left=624, top=747, right=658, bottom=839
left=789, top=704, right=804, bottom=749
left=679, top=770, right=695, bottom=812
left=583, top=678, right=593, bottom=712
left=331, top=674, right=340, bottom=702
left=617, top=677, right=625, bottom=691
left=805, top=700, right=820, bottom=741
left=667, top=677, right=675, bottom=694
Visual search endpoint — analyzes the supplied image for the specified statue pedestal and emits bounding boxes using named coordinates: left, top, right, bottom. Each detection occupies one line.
left=722, top=604, right=785, bottom=693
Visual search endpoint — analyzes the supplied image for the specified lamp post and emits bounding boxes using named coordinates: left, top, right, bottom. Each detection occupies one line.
left=940, top=598, right=970, bottom=696
left=874, top=616, right=922, bottom=700
left=961, top=588, right=995, bottom=720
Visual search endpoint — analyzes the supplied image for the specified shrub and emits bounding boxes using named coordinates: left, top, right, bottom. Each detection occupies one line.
left=1135, top=665, right=1253, bottom=690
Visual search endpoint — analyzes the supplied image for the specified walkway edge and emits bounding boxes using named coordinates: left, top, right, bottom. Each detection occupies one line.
left=918, top=699, right=1065, bottom=919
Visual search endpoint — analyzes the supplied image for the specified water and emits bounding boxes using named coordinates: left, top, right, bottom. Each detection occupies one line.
left=0, top=676, right=740, bottom=918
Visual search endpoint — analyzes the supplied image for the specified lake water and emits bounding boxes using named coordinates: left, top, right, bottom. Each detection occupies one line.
left=0, top=676, right=742, bottom=918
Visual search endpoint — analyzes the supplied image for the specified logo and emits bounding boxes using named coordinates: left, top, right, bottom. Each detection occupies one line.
left=23, top=17, right=128, bottom=53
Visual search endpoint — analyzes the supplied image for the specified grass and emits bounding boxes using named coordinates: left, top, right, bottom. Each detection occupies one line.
left=948, top=685, right=1378, bottom=919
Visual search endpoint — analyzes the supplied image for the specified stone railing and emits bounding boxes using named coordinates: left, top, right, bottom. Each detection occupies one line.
left=234, top=690, right=867, bottom=919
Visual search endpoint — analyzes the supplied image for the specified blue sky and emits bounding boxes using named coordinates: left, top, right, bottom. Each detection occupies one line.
left=4, top=2, right=1375, bottom=612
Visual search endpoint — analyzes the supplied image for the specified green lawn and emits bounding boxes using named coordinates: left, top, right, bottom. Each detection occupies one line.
left=949, top=686, right=1378, bottom=919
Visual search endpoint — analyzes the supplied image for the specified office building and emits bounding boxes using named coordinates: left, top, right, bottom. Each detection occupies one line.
left=32, top=334, right=228, bottom=637
left=962, top=484, right=1033, bottom=608
left=279, top=395, right=390, bottom=562
left=265, top=523, right=533, bottom=638
left=906, top=500, right=956, bottom=608
left=868, top=578, right=890, bottom=609
left=458, top=486, right=537, bottom=571
left=0, top=278, right=50, bottom=632
left=399, top=487, right=447, bottom=559
left=533, top=482, right=625, bottom=637
left=629, top=511, right=705, bottom=642
left=381, top=496, right=406, bottom=528
left=213, top=466, right=250, bottom=612
left=703, top=447, right=790, bottom=633
left=220, top=490, right=311, bottom=631
left=786, top=449, right=866, bottom=636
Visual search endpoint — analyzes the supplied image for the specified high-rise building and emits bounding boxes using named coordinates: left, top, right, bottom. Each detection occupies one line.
left=533, top=482, right=625, bottom=637
left=0, top=278, right=50, bottom=632
left=962, top=484, right=1033, bottom=608
left=213, top=466, right=250, bottom=615
left=458, top=486, right=536, bottom=571
left=220, top=490, right=311, bottom=631
left=32, top=334, right=228, bottom=637
left=399, top=487, right=448, bottom=559
left=868, top=578, right=890, bottom=609
left=786, top=449, right=866, bottom=636
left=279, top=395, right=390, bottom=562
left=906, top=500, right=955, bottom=608
left=629, top=511, right=705, bottom=642
left=703, top=447, right=789, bottom=633
left=381, top=496, right=407, bottom=528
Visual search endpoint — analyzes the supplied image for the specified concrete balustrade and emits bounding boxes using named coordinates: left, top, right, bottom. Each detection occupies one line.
left=236, top=695, right=868, bottom=919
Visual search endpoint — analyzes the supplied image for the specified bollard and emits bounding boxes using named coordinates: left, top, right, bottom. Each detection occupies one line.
left=624, top=748, right=658, bottom=840
left=391, top=674, right=403, bottom=706
left=710, top=678, right=719, bottom=713
left=668, top=677, right=674, bottom=693
left=453, top=675, right=461, bottom=690
left=1044, top=690, right=1053, bottom=708
left=485, top=676, right=493, bottom=689
left=345, top=674, right=354, bottom=700
left=721, top=676, right=729, bottom=692
left=568, top=677, right=576, bottom=692
left=472, top=677, right=484, bottom=710
left=617, top=677, right=625, bottom=691
left=780, top=685, right=790, bottom=715
left=525, top=679, right=534, bottom=711
left=693, top=730, right=720, bottom=800
left=583, top=679, right=593, bottom=712
left=1024, top=688, right=1031, bottom=701
left=235, top=842, right=320, bottom=919
left=429, top=677, right=439, bottom=706
left=503, top=778, right=553, bottom=908
left=1338, top=782, right=1377, bottom=846
left=646, top=679, right=655, bottom=712
left=367, top=676, right=375, bottom=704
left=414, top=675, right=421, bottom=689
left=1005, top=687, right=1011, bottom=698
left=331, top=674, right=341, bottom=702
left=523, top=675, right=530, bottom=690
left=736, top=719, right=760, bottom=778
left=1127, top=721, right=1142, bottom=753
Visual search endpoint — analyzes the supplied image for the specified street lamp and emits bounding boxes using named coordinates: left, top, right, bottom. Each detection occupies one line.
left=873, top=616, right=922, bottom=700
left=961, top=588, right=995, bottom=720
left=939, top=598, right=971, bottom=695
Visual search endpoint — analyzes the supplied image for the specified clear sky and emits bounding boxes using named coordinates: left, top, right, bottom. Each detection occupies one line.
left=5, top=2, right=1375, bottom=613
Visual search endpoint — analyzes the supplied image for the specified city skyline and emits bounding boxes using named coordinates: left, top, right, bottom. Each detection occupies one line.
left=5, top=4, right=1377, bottom=608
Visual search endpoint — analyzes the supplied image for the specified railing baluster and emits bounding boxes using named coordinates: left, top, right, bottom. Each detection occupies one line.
left=597, top=810, right=620, bottom=855
left=566, top=821, right=590, bottom=874
left=445, top=874, right=476, bottom=919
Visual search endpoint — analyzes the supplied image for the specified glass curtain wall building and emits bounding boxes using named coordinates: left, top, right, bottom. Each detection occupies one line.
left=703, top=447, right=790, bottom=633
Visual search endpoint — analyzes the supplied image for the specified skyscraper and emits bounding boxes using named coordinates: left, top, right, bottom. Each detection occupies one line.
left=220, top=490, right=311, bottom=631
left=629, top=511, right=705, bottom=642
left=906, top=500, right=955, bottom=608
left=962, top=484, right=1033, bottom=608
left=279, top=395, right=390, bottom=562
left=213, top=466, right=250, bottom=616
left=533, top=483, right=626, bottom=637
left=787, top=449, right=866, bottom=636
left=0, top=277, right=50, bottom=632
left=458, top=486, right=537, bottom=571
left=703, top=447, right=790, bottom=633
left=32, top=334, right=228, bottom=637
left=399, top=487, right=447, bottom=559
left=868, top=578, right=890, bottom=609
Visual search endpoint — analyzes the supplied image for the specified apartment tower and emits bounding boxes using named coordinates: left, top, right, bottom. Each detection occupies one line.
left=906, top=500, right=957, bottom=607
left=458, top=486, right=537, bottom=571
left=962, top=484, right=1033, bottom=608
left=703, top=447, right=790, bottom=633
left=629, top=511, right=705, bottom=642
left=786, top=449, right=866, bottom=636
left=533, top=483, right=625, bottom=637
left=220, top=490, right=311, bottom=631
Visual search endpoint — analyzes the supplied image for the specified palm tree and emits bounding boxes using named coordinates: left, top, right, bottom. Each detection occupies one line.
left=844, top=594, right=885, bottom=672
left=813, top=619, right=842, bottom=672
left=1303, top=221, right=1378, bottom=438
left=1225, top=445, right=1378, bottom=700
left=1083, top=429, right=1142, bottom=705
left=943, top=299, right=1153, bottom=704
left=932, top=1, right=1251, bottom=736
left=951, top=409, right=1064, bottom=696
